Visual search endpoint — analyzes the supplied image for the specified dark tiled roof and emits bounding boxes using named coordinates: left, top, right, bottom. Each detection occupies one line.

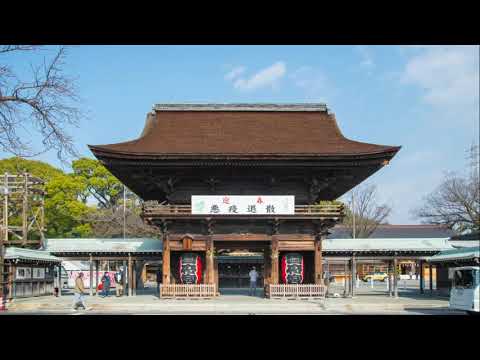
left=328, top=224, right=457, bottom=239
left=89, top=107, right=400, bottom=159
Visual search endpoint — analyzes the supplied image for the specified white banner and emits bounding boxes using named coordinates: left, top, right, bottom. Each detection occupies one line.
left=191, top=195, right=295, bottom=215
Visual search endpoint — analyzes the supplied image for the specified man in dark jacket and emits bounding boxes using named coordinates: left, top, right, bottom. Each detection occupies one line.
left=101, top=272, right=111, bottom=298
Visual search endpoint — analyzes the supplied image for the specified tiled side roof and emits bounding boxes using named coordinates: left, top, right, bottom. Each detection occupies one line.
left=5, top=247, right=61, bottom=263
left=322, top=238, right=453, bottom=252
left=89, top=109, right=400, bottom=158
left=428, top=246, right=480, bottom=262
left=328, top=224, right=457, bottom=239
left=43, top=238, right=163, bottom=253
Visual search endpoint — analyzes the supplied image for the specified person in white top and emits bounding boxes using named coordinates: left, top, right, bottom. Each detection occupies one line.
left=248, top=266, right=259, bottom=296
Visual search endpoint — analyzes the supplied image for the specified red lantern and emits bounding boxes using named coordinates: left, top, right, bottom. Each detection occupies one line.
left=179, top=253, right=203, bottom=284
left=281, top=253, right=304, bottom=284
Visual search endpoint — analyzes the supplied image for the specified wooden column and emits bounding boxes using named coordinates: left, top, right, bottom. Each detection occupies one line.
left=206, top=236, right=214, bottom=284
left=213, top=258, right=219, bottom=295
left=132, top=260, right=137, bottom=296
left=95, top=260, right=99, bottom=295
left=419, top=260, right=424, bottom=294
left=393, top=256, right=398, bottom=298
left=429, top=263, right=433, bottom=295
left=388, top=260, right=393, bottom=297
left=89, top=254, right=93, bottom=296
left=314, top=235, right=324, bottom=284
left=162, top=236, right=170, bottom=285
left=343, top=260, right=349, bottom=297
left=263, top=246, right=271, bottom=287
left=57, top=264, right=62, bottom=297
left=271, top=237, right=279, bottom=284
left=128, top=253, right=133, bottom=296
left=122, top=260, right=127, bottom=293
left=8, top=264, right=14, bottom=300
left=351, top=254, right=357, bottom=297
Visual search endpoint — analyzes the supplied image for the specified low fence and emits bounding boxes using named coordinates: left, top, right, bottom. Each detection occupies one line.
left=160, top=284, right=217, bottom=298
left=267, top=284, right=327, bottom=299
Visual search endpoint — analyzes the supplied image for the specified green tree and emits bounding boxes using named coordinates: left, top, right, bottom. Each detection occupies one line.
left=0, top=157, right=93, bottom=238
left=72, top=157, right=123, bottom=209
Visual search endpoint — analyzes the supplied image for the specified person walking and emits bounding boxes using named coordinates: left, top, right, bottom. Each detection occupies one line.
left=101, top=272, right=111, bottom=298
left=72, top=273, right=89, bottom=311
left=115, top=269, right=124, bottom=297
left=248, top=266, right=259, bottom=296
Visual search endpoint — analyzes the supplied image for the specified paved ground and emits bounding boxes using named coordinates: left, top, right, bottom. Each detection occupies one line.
left=1, top=286, right=466, bottom=315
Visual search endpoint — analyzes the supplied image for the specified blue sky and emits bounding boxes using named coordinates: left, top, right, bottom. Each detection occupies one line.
left=2, top=45, right=479, bottom=224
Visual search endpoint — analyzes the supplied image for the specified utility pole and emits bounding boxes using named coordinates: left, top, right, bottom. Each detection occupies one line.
left=123, top=185, right=126, bottom=240
left=352, top=190, right=356, bottom=239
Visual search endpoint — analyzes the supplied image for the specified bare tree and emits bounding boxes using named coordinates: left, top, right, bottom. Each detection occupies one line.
left=86, top=197, right=159, bottom=238
left=0, top=45, right=81, bottom=161
left=414, top=145, right=480, bottom=232
left=342, top=184, right=392, bottom=238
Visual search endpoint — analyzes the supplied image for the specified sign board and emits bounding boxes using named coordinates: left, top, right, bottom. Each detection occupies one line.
left=191, top=195, right=295, bottom=215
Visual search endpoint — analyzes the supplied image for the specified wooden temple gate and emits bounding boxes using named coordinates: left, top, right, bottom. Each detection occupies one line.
left=145, top=203, right=343, bottom=298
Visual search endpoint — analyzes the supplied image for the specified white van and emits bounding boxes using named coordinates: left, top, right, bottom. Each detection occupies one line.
left=449, top=266, right=479, bottom=314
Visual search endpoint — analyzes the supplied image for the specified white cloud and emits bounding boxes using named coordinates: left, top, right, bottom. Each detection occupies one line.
left=400, top=45, right=479, bottom=107
left=356, top=45, right=375, bottom=73
left=231, top=61, right=286, bottom=91
left=290, top=66, right=332, bottom=102
left=224, top=66, right=246, bottom=81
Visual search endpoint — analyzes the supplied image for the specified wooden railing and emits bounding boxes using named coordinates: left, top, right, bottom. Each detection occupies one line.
left=143, top=202, right=344, bottom=218
left=160, top=284, right=217, bottom=298
left=267, top=284, right=327, bottom=299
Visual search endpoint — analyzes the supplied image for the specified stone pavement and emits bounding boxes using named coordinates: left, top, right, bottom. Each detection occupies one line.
left=1, top=288, right=465, bottom=315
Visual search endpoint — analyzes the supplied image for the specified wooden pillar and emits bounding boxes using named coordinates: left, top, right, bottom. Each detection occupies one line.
left=429, top=263, right=433, bottom=295
left=95, top=260, right=99, bottom=295
left=213, top=258, right=219, bottom=295
left=271, top=237, right=279, bottom=284
left=419, top=260, right=424, bottom=294
left=263, top=246, right=271, bottom=287
left=314, top=235, right=324, bottom=284
left=128, top=253, right=133, bottom=296
left=351, top=254, right=357, bottom=297
left=393, top=256, right=398, bottom=298
left=89, top=254, right=93, bottom=296
left=132, top=260, right=137, bottom=296
left=388, top=260, right=393, bottom=297
left=8, top=264, right=14, bottom=300
left=56, top=264, right=62, bottom=297
left=162, top=236, right=170, bottom=285
left=343, top=260, right=349, bottom=297
left=206, top=236, right=214, bottom=284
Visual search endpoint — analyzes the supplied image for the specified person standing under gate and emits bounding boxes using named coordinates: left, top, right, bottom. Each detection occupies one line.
left=101, top=272, right=111, bottom=298
left=115, top=269, right=124, bottom=297
left=249, top=266, right=259, bottom=296
left=72, top=273, right=90, bottom=311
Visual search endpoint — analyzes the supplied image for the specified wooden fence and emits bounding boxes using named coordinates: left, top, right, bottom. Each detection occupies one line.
left=267, top=284, right=326, bottom=299
left=160, top=284, right=217, bottom=298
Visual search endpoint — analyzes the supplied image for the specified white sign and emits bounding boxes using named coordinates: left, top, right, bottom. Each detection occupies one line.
left=191, top=195, right=295, bottom=215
